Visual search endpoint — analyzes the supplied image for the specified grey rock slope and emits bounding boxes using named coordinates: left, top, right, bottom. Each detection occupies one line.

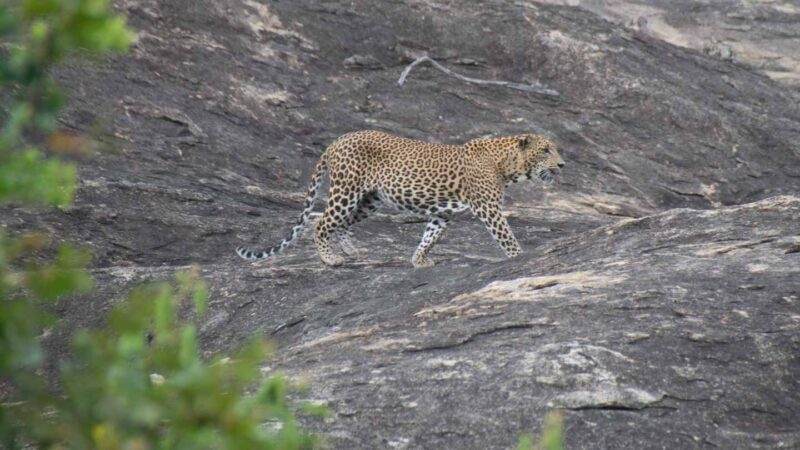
left=273, top=196, right=800, bottom=449
left=547, top=0, right=800, bottom=90
left=2, top=0, right=799, bottom=448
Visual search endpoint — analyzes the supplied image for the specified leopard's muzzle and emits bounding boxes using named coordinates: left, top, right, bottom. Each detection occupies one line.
left=535, top=168, right=560, bottom=185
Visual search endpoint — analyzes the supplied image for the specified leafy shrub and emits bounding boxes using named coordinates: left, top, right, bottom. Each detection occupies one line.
left=1, top=262, right=317, bottom=449
left=0, top=0, right=133, bottom=207
left=0, top=1, right=318, bottom=448
left=518, top=411, right=565, bottom=450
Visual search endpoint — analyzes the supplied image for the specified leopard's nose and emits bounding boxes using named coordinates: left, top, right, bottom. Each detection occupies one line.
left=557, top=161, right=565, bottom=168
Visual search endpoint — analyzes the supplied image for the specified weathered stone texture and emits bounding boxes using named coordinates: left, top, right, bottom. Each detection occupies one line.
left=2, top=1, right=799, bottom=448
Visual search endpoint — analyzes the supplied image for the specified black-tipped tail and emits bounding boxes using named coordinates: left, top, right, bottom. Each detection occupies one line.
left=235, top=155, right=328, bottom=262
left=237, top=246, right=264, bottom=260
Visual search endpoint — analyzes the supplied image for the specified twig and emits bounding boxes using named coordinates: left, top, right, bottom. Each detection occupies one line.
left=271, top=316, right=306, bottom=335
left=397, top=55, right=559, bottom=97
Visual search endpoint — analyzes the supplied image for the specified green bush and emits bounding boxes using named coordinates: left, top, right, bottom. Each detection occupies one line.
left=0, top=0, right=134, bottom=206
left=518, top=411, right=565, bottom=450
left=0, top=1, right=318, bottom=448
left=1, top=261, right=318, bottom=449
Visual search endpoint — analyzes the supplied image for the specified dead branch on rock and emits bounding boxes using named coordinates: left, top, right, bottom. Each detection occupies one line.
left=397, top=55, right=559, bottom=97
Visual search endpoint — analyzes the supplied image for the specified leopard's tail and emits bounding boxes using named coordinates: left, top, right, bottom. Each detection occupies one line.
left=236, top=155, right=327, bottom=261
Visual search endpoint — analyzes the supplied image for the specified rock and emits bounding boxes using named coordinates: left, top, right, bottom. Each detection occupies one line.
left=706, top=42, right=734, bottom=61
left=2, top=0, right=799, bottom=448
left=718, top=44, right=733, bottom=61
left=565, top=0, right=800, bottom=90
left=269, top=197, right=800, bottom=449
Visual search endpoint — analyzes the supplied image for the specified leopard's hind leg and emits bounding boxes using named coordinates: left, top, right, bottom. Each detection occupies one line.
left=411, top=214, right=451, bottom=268
left=315, top=184, right=362, bottom=266
left=333, top=192, right=379, bottom=257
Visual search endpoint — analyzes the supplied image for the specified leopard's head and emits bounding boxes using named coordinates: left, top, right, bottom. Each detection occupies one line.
left=517, top=135, right=564, bottom=185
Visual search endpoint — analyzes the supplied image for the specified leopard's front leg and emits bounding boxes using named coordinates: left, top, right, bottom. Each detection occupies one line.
left=469, top=200, right=522, bottom=257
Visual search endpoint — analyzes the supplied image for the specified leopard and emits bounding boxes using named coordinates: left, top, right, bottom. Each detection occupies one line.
left=236, top=130, right=565, bottom=267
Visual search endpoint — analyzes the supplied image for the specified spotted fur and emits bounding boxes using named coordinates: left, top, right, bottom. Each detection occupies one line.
left=237, top=130, right=565, bottom=267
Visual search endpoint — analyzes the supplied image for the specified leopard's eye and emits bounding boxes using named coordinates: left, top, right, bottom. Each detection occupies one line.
left=544, top=148, right=551, bottom=155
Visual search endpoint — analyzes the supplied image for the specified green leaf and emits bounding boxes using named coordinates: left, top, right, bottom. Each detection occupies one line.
left=66, top=14, right=133, bottom=53
left=517, top=433, right=534, bottom=450
left=0, top=148, right=76, bottom=207
left=0, top=5, right=19, bottom=36
left=30, top=20, right=48, bottom=42
left=116, top=333, right=145, bottom=359
left=26, top=243, right=92, bottom=299
left=178, top=325, right=198, bottom=367
left=22, top=0, right=62, bottom=18
left=152, top=284, right=175, bottom=338
left=0, top=298, right=48, bottom=372
left=0, top=103, right=34, bottom=149
left=192, top=280, right=208, bottom=317
left=298, top=401, right=329, bottom=419
left=539, top=411, right=565, bottom=450
left=174, top=267, right=208, bottom=318
left=517, top=411, right=565, bottom=450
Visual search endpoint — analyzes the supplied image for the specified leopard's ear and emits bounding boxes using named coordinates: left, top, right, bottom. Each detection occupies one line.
left=518, top=136, right=530, bottom=150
